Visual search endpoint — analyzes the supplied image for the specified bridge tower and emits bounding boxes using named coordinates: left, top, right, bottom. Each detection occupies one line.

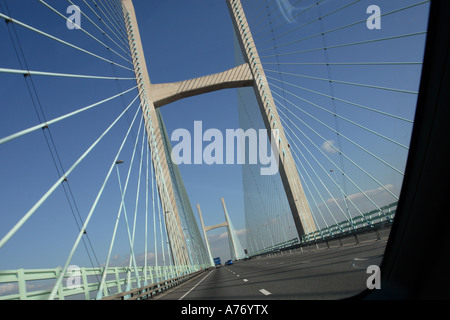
left=197, top=198, right=247, bottom=265
left=121, top=0, right=317, bottom=267
left=226, top=0, right=317, bottom=237
left=121, top=0, right=191, bottom=267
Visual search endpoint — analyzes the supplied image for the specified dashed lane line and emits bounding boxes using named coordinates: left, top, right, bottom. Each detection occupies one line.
left=259, top=289, right=271, bottom=296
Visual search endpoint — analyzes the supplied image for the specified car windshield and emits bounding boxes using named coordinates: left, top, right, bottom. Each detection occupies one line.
left=0, top=0, right=433, bottom=302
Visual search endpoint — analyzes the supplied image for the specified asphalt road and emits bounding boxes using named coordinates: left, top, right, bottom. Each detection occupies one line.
left=157, top=235, right=388, bottom=300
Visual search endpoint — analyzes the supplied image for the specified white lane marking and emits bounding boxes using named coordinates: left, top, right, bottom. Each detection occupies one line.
left=179, top=269, right=214, bottom=300
left=259, top=289, right=271, bottom=296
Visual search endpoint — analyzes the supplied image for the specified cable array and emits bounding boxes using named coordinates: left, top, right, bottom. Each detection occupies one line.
left=238, top=0, right=430, bottom=252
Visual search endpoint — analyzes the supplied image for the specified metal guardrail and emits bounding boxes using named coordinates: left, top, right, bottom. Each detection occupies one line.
left=302, top=202, right=396, bottom=243
left=250, top=202, right=397, bottom=257
left=102, top=269, right=208, bottom=300
left=0, top=264, right=209, bottom=300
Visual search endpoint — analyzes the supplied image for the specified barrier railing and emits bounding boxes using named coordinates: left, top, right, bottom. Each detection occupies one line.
left=102, top=269, right=207, bottom=300
left=250, top=202, right=397, bottom=256
left=0, top=264, right=209, bottom=300
left=302, top=202, right=396, bottom=242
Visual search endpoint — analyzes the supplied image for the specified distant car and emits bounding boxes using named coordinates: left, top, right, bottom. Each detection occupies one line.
left=225, top=260, right=233, bottom=266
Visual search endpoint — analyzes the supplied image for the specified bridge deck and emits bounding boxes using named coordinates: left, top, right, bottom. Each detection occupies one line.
left=155, top=229, right=389, bottom=300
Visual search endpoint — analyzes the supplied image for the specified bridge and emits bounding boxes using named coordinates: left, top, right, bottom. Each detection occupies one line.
left=0, top=0, right=449, bottom=303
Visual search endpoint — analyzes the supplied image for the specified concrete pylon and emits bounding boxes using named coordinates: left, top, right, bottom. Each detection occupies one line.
left=121, top=0, right=190, bottom=266
left=197, top=198, right=246, bottom=262
left=221, top=198, right=246, bottom=261
left=196, top=204, right=215, bottom=267
left=226, top=0, right=317, bottom=237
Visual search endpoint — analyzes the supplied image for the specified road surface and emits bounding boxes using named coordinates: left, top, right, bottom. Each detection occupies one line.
left=157, top=235, right=387, bottom=300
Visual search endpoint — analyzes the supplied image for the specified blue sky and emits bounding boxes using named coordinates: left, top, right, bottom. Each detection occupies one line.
left=0, top=0, right=430, bottom=277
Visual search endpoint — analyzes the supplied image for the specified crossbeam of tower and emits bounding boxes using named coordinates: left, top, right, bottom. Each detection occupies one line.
left=151, top=63, right=253, bottom=108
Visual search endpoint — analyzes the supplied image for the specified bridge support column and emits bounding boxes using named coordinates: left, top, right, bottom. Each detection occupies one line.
left=221, top=198, right=246, bottom=261
left=197, top=198, right=246, bottom=263
left=197, top=204, right=215, bottom=267
left=226, top=0, right=317, bottom=237
left=121, top=0, right=190, bottom=267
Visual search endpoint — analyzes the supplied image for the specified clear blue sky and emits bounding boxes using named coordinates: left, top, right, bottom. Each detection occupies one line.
left=0, top=0, right=430, bottom=273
